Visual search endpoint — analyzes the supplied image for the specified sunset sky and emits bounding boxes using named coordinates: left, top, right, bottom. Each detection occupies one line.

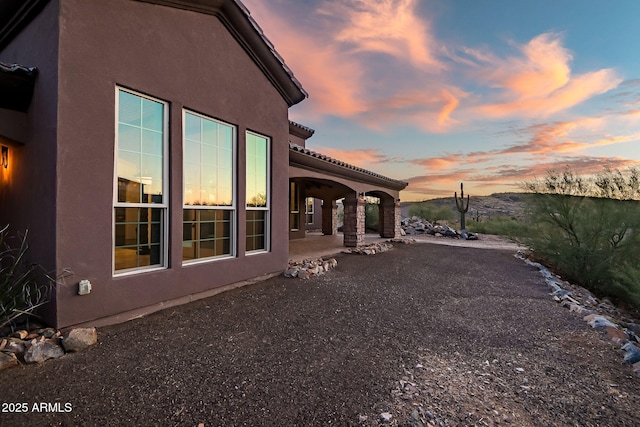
left=242, top=0, right=640, bottom=200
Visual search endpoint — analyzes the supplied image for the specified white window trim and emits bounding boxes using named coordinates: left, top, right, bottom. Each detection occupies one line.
left=113, top=87, right=169, bottom=276
left=305, top=197, right=314, bottom=225
left=182, top=109, right=237, bottom=265
left=246, top=130, right=271, bottom=254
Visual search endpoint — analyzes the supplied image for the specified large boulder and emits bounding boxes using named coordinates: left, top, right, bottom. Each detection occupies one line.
left=0, top=351, right=18, bottom=370
left=24, top=341, right=65, bottom=364
left=62, top=328, right=97, bottom=352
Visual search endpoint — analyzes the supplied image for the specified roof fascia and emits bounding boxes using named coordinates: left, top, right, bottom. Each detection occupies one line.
left=289, top=148, right=408, bottom=192
left=288, top=121, right=315, bottom=140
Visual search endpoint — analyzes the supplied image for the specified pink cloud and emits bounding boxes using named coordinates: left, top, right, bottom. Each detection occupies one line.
left=242, top=1, right=366, bottom=118
left=325, top=0, right=444, bottom=70
left=473, top=33, right=622, bottom=118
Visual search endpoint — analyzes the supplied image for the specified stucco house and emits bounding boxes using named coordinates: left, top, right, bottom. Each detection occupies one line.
left=0, top=0, right=406, bottom=329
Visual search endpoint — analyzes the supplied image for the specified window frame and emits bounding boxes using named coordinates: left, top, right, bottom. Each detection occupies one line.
left=113, top=87, right=169, bottom=276
left=245, top=130, right=271, bottom=254
left=290, top=181, right=300, bottom=231
left=305, top=197, right=314, bottom=225
left=182, top=109, right=237, bottom=264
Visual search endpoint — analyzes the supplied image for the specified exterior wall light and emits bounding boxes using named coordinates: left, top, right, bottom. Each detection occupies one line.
left=1, top=146, right=8, bottom=169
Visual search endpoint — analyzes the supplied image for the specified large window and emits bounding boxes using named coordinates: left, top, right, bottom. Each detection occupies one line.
left=246, top=131, right=270, bottom=252
left=183, top=111, right=235, bottom=262
left=114, top=88, right=167, bottom=273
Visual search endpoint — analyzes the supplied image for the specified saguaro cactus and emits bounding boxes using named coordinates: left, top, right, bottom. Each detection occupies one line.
left=454, top=182, right=470, bottom=232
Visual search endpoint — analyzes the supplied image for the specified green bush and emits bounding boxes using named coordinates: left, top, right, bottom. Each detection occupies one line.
left=522, top=167, right=640, bottom=308
left=408, top=202, right=455, bottom=224
left=467, top=216, right=530, bottom=238
left=0, top=225, right=56, bottom=330
left=365, top=202, right=379, bottom=231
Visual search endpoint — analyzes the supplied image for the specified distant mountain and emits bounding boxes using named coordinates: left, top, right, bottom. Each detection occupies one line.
left=401, top=192, right=530, bottom=222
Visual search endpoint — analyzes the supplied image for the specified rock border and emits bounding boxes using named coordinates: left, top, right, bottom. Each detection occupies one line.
left=0, top=326, right=98, bottom=371
left=515, top=251, right=640, bottom=377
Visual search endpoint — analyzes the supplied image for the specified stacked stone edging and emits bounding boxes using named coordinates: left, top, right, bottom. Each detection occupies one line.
left=515, top=252, right=640, bottom=377
left=284, top=258, right=338, bottom=279
left=0, top=326, right=98, bottom=371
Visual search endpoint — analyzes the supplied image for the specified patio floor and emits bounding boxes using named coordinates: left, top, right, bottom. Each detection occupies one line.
left=288, top=231, right=388, bottom=261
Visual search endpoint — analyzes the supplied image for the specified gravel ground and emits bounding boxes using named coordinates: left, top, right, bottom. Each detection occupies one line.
left=1, top=242, right=639, bottom=426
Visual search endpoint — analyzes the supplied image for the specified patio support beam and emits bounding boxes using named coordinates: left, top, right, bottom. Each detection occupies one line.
left=321, top=199, right=337, bottom=236
left=343, top=193, right=365, bottom=247
left=380, top=199, right=401, bottom=238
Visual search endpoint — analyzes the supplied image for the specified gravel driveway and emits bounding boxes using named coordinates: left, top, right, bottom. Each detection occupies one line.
left=1, top=242, right=639, bottom=426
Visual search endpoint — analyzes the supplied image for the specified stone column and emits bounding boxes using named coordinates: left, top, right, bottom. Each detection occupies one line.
left=343, top=194, right=365, bottom=247
left=321, top=200, right=337, bottom=235
left=380, top=199, right=401, bottom=238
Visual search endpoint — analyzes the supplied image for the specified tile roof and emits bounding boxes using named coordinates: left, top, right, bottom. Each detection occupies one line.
left=289, top=142, right=408, bottom=190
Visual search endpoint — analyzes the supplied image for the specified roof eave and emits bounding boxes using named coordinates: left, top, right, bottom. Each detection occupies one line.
left=289, top=144, right=408, bottom=192
left=0, top=62, right=37, bottom=112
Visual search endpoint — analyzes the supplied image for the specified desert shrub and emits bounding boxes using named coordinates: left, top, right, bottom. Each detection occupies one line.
left=0, top=225, right=56, bottom=330
left=523, top=167, right=640, bottom=308
left=408, top=202, right=455, bottom=224
left=365, top=202, right=379, bottom=231
left=467, top=216, right=531, bottom=238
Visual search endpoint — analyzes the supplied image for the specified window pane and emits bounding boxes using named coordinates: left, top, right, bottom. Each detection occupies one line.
left=141, top=154, right=163, bottom=200
left=114, top=207, right=164, bottom=271
left=202, top=144, right=217, bottom=167
left=142, top=98, right=163, bottom=132
left=185, top=141, right=201, bottom=164
left=141, top=129, right=162, bottom=156
left=185, top=113, right=201, bottom=141
left=118, top=91, right=141, bottom=126
left=246, top=133, right=268, bottom=208
left=118, top=124, right=140, bottom=152
left=183, top=111, right=234, bottom=208
left=246, top=209, right=266, bottom=252
left=118, top=177, right=141, bottom=203
left=181, top=208, right=233, bottom=261
left=202, top=120, right=218, bottom=146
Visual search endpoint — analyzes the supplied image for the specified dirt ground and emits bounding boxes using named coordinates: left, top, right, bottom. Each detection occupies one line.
left=1, top=241, right=639, bottom=426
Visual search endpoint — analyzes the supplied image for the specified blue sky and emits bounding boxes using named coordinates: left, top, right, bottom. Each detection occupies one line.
left=243, top=0, right=640, bottom=200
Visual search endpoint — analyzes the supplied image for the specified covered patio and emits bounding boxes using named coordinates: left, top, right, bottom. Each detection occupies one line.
left=288, top=141, right=408, bottom=248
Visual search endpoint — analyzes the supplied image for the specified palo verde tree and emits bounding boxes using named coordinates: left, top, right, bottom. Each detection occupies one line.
left=523, top=167, right=640, bottom=308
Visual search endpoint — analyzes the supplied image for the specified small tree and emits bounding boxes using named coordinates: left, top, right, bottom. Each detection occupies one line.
left=523, top=167, right=640, bottom=307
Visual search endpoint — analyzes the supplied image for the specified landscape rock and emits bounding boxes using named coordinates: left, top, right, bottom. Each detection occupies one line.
left=0, top=351, right=18, bottom=370
left=12, top=330, right=28, bottom=339
left=588, top=316, right=618, bottom=330
left=620, top=342, right=640, bottom=364
left=400, top=217, right=478, bottom=240
left=24, top=341, right=65, bottom=364
left=344, top=242, right=393, bottom=255
left=284, top=257, right=338, bottom=279
left=380, top=412, right=393, bottom=422
left=62, top=327, right=98, bottom=352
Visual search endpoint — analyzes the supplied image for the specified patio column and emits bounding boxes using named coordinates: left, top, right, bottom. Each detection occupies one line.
left=321, top=199, right=337, bottom=235
left=343, top=193, right=365, bottom=247
left=380, top=199, right=401, bottom=238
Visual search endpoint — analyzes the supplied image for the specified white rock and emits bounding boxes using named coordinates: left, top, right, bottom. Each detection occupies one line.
left=380, top=412, right=393, bottom=422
